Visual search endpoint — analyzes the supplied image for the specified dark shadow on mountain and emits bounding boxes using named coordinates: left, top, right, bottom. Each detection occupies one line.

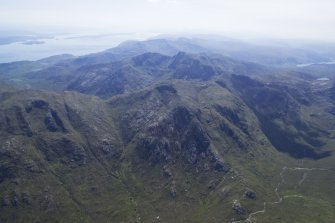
left=231, top=74, right=332, bottom=159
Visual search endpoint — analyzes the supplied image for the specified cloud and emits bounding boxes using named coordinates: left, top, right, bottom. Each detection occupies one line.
left=0, top=0, right=334, bottom=41
left=146, top=0, right=161, bottom=3
left=146, top=0, right=178, bottom=4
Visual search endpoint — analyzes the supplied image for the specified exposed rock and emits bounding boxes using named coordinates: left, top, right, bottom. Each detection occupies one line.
left=13, top=178, right=21, bottom=185
left=31, top=99, right=49, bottom=109
left=207, top=180, right=218, bottom=190
left=40, top=194, right=56, bottom=210
left=153, top=215, right=161, bottom=223
left=135, top=104, right=227, bottom=172
left=220, top=186, right=231, bottom=199
left=219, top=121, right=246, bottom=149
left=203, top=163, right=210, bottom=171
left=23, top=159, right=42, bottom=173
left=11, top=192, right=19, bottom=207
left=25, top=105, right=33, bottom=113
left=170, top=181, right=177, bottom=198
left=0, top=163, right=17, bottom=183
left=215, top=105, right=240, bottom=125
left=244, top=188, right=256, bottom=199
left=162, top=165, right=173, bottom=178
left=136, top=137, right=171, bottom=164
left=172, top=106, right=192, bottom=131
left=214, top=104, right=250, bottom=136
left=232, top=200, right=245, bottom=214
left=209, top=154, right=226, bottom=172
left=181, top=124, right=211, bottom=164
left=44, top=110, right=66, bottom=132
left=11, top=106, right=33, bottom=136
left=156, top=85, right=177, bottom=94
left=38, top=137, right=87, bottom=165
left=97, top=138, right=121, bottom=159
left=26, top=99, right=49, bottom=113
left=0, top=195, right=10, bottom=207
left=22, top=192, right=31, bottom=205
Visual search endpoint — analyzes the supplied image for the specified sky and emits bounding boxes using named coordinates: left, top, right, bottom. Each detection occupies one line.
left=1, top=0, right=335, bottom=41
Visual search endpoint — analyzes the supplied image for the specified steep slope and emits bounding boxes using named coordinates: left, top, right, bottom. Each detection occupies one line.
left=0, top=80, right=289, bottom=223
left=230, top=74, right=333, bottom=159
left=0, top=89, right=137, bottom=222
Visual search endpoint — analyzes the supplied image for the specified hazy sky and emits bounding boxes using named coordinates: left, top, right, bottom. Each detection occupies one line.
left=1, top=0, right=335, bottom=41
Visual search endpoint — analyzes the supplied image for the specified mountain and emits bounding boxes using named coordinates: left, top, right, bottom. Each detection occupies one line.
left=0, top=38, right=208, bottom=90
left=0, top=81, right=272, bottom=222
left=2, top=36, right=333, bottom=91
left=0, top=38, right=335, bottom=222
left=0, top=49, right=271, bottom=98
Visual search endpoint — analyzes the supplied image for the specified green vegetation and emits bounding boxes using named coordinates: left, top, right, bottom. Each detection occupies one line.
left=0, top=39, right=335, bottom=222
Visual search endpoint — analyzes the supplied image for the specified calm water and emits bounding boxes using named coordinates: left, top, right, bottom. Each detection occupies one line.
left=296, top=61, right=335, bottom=67
left=0, top=33, right=155, bottom=63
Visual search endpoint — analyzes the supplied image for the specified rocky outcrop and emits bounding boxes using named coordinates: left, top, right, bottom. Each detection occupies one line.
left=244, top=188, right=256, bottom=199
left=162, top=165, right=173, bottom=178
left=96, top=138, right=121, bottom=159
left=215, top=105, right=250, bottom=136
left=44, top=110, right=66, bottom=132
left=0, top=163, right=17, bottom=183
left=0, top=106, right=33, bottom=137
left=134, top=105, right=226, bottom=172
left=170, top=181, right=177, bottom=198
left=0, top=191, right=32, bottom=208
left=232, top=200, right=245, bottom=214
left=37, top=137, right=86, bottom=165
